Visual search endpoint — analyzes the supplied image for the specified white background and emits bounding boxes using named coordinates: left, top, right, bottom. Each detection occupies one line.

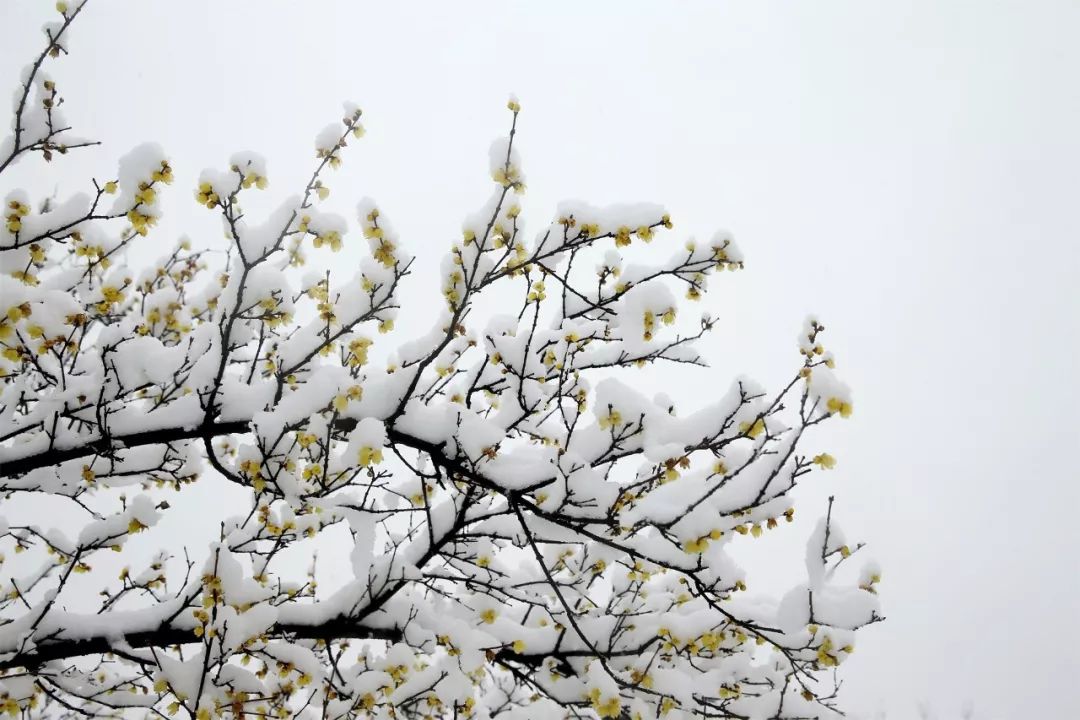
left=2, top=2, right=1078, bottom=718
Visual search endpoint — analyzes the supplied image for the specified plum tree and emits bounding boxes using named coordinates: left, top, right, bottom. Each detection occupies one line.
left=0, top=3, right=881, bottom=718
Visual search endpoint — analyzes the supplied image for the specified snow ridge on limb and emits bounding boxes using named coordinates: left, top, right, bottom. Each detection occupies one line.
left=0, top=10, right=881, bottom=719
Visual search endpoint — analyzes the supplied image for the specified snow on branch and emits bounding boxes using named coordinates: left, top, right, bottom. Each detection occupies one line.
left=0, top=6, right=881, bottom=719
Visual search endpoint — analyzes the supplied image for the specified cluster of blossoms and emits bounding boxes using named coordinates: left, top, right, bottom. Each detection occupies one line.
left=0, top=4, right=879, bottom=720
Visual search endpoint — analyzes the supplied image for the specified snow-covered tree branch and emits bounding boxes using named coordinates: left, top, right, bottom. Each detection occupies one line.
left=1, top=3, right=882, bottom=718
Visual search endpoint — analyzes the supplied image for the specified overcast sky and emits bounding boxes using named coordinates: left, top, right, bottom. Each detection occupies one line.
left=3, top=1, right=1079, bottom=718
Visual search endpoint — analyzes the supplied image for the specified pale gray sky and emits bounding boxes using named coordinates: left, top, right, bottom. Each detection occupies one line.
left=2, top=1, right=1078, bottom=718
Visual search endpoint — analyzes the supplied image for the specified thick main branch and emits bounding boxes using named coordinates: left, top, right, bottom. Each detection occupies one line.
left=0, top=421, right=249, bottom=478
left=0, top=617, right=401, bottom=672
